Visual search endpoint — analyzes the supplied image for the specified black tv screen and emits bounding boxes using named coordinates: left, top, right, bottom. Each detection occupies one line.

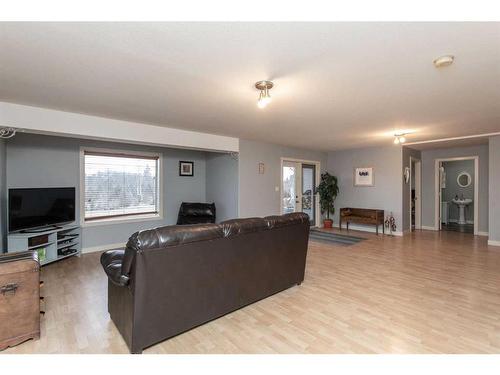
left=9, top=187, right=76, bottom=232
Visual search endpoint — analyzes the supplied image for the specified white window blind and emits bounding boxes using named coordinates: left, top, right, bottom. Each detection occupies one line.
left=84, top=151, right=159, bottom=221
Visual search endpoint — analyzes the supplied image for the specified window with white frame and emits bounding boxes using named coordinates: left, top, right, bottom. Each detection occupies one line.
left=83, top=150, right=160, bottom=222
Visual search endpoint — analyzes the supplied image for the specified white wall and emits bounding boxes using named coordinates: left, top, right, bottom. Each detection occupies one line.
left=206, top=153, right=239, bottom=222
left=0, top=102, right=239, bottom=153
left=238, top=139, right=327, bottom=218
left=327, top=145, right=403, bottom=234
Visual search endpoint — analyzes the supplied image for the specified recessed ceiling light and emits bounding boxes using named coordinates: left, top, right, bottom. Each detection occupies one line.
left=433, top=55, right=454, bottom=68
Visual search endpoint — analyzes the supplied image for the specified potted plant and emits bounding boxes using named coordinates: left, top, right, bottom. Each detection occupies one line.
left=315, top=172, right=339, bottom=228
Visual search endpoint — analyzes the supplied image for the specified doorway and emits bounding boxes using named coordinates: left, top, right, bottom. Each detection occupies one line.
left=434, top=156, right=478, bottom=235
left=410, top=157, right=422, bottom=231
left=280, top=158, right=321, bottom=226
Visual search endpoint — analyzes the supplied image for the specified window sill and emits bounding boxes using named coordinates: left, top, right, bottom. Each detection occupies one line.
left=82, top=213, right=163, bottom=227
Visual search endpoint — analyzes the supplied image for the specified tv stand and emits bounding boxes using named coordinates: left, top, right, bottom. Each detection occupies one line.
left=7, top=224, right=82, bottom=266
left=20, top=225, right=60, bottom=234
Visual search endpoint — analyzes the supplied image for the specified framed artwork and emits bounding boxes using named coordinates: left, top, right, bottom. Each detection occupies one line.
left=179, top=161, right=194, bottom=176
left=354, top=167, right=374, bottom=186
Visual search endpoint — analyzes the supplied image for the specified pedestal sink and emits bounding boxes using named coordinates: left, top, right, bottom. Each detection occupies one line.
left=452, top=198, right=473, bottom=225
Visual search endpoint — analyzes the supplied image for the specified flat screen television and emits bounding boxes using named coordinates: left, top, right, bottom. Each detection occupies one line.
left=9, top=187, right=76, bottom=232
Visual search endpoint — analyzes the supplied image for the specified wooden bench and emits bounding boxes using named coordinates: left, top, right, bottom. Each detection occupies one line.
left=339, top=208, right=385, bottom=235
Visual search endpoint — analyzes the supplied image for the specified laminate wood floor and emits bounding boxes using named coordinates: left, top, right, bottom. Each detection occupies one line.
left=4, top=229, right=500, bottom=354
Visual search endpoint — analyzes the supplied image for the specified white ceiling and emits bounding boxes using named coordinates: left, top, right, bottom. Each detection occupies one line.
left=1, top=22, right=499, bottom=151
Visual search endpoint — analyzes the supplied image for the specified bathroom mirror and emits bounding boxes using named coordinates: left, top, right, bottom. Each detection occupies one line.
left=457, top=172, right=472, bottom=187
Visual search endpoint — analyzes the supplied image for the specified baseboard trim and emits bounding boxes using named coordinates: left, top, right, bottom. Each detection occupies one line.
left=447, top=219, right=474, bottom=225
left=82, top=242, right=126, bottom=254
left=418, top=226, right=487, bottom=237
left=421, top=226, right=437, bottom=231
left=339, top=223, right=403, bottom=237
left=488, top=240, right=500, bottom=247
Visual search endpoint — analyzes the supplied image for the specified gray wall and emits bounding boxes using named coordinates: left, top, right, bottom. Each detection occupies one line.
left=489, top=136, right=500, bottom=243
left=206, top=152, right=239, bottom=222
left=0, top=139, right=6, bottom=252
left=5, top=133, right=208, bottom=249
left=402, top=147, right=422, bottom=231
left=442, top=159, right=475, bottom=223
left=238, top=139, right=328, bottom=218
left=421, top=145, right=489, bottom=233
left=327, top=145, right=403, bottom=233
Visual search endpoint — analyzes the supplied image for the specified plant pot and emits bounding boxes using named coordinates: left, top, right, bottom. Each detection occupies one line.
left=323, top=219, right=333, bottom=229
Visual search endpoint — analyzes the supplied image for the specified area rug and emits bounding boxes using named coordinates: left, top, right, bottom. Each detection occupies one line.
left=309, top=228, right=366, bottom=246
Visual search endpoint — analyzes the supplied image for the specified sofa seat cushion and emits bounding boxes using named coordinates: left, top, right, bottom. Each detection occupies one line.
left=220, top=218, right=269, bottom=237
left=265, top=212, right=309, bottom=229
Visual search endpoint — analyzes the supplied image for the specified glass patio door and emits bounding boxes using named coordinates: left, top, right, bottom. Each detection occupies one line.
left=301, top=164, right=316, bottom=226
left=281, top=161, right=316, bottom=225
left=282, top=161, right=301, bottom=214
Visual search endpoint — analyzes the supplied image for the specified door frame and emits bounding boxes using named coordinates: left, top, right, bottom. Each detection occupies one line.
left=434, top=156, right=479, bottom=235
left=282, top=160, right=303, bottom=213
left=280, top=157, right=321, bottom=227
left=409, top=156, right=422, bottom=231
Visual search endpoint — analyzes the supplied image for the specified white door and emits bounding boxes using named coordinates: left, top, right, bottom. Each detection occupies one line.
left=281, top=160, right=318, bottom=225
left=438, top=161, right=443, bottom=230
left=301, top=164, right=316, bottom=225
left=414, top=160, right=422, bottom=229
left=282, top=161, right=302, bottom=214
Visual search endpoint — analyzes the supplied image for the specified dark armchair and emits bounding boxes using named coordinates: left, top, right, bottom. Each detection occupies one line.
left=176, top=202, right=216, bottom=225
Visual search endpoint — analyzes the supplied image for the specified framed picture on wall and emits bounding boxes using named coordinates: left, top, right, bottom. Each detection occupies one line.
left=354, top=167, right=374, bottom=186
left=179, top=161, right=194, bottom=176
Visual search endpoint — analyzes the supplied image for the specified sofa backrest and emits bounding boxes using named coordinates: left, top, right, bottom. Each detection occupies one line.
left=220, top=217, right=268, bottom=237
left=176, top=202, right=216, bottom=225
left=264, top=212, right=310, bottom=228
left=122, top=223, right=223, bottom=279
left=121, top=212, right=310, bottom=280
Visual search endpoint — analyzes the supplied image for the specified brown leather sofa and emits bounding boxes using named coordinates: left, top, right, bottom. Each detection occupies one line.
left=100, top=212, right=310, bottom=353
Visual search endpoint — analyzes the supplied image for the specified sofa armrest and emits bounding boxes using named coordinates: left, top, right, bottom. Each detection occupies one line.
left=100, top=249, right=129, bottom=287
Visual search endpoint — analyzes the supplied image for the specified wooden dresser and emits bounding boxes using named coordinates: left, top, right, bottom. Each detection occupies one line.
left=0, top=251, right=40, bottom=351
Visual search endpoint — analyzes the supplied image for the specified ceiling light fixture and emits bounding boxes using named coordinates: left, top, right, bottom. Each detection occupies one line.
left=433, top=55, right=454, bottom=68
left=393, top=133, right=407, bottom=145
left=255, top=80, right=273, bottom=109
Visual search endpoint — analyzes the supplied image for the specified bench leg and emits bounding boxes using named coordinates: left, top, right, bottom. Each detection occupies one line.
left=376, top=224, right=378, bottom=235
